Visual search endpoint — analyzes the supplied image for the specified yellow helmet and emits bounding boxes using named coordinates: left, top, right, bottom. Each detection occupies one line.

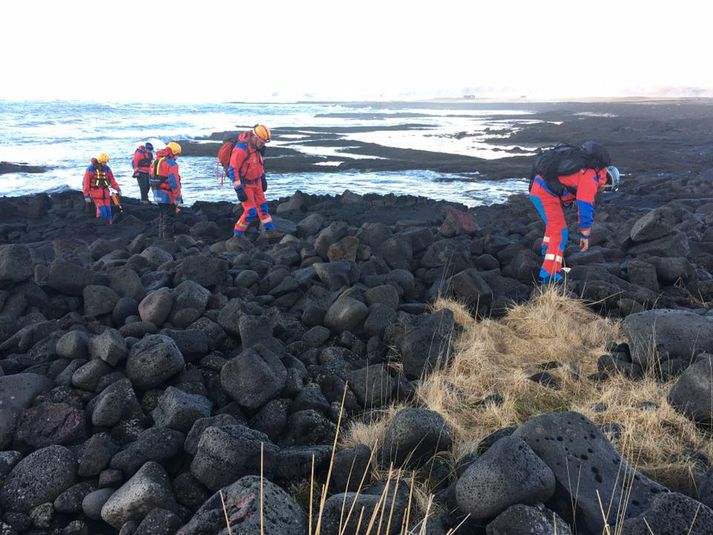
left=97, top=153, right=110, bottom=164
left=253, top=124, right=271, bottom=143
left=166, top=141, right=182, bottom=156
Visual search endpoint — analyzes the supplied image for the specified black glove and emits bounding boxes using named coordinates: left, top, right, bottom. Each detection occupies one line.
left=236, top=188, right=248, bottom=202
left=261, top=177, right=268, bottom=192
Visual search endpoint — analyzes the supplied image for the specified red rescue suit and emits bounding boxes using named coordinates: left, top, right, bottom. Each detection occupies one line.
left=150, top=148, right=183, bottom=205
left=529, top=168, right=607, bottom=282
left=228, top=132, right=274, bottom=236
left=132, top=146, right=153, bottom=174
left=83, top=160, right=121, bottom=222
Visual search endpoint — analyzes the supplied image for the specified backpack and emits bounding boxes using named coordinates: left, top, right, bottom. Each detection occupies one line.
left=149, top=157, right=168, bottom=188
left=218, top=136, right=267, bottom=172
left=529, top=141, right=611, bottom=196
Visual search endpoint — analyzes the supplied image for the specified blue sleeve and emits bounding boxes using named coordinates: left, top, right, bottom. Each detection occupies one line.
left=577, top=200, right=594, bottom=229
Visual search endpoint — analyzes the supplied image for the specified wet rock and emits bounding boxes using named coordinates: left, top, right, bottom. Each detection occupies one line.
left=514, top=411, right=667, bottom=534
left=190, top=425, right=278, bottom=490
left=486, top=503, right=572, bottom=535
left=151, top=386, right=212, bottom=433
left=54, top=482, right=95, bottom=514
left=138, top=288, right=174, bottom=326
left=77, top=433, right=118, bottom=478
left=177, top=475, right=306, bottom=535
left=0, top=445, right=77, bottom=512
left=324, top=296, right=368, bottom=333
left=0, top=245, right=33, bottom=287
left=220, top=344, right=287, bottom=410
left=456, top=436, right=555, bottom=520
left=82, top=488, right=115, bottom=521
left=14, top=401, right=87, bottom=450
left=100, top=461, right=176, bottom=529
left=0, top=373, right=53, bottom=449
left=623, top=309, right=713, bottom=368
left=620, top=492, right=713, bottom=534
left=89, top=379, right=142, bottom=428
left=125, top=335, right=185, bottom=390
left=380, top=408, right=452, bottom=469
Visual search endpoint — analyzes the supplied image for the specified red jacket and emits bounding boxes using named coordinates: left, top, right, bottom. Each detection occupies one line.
left=558, top=168, right=608, bottom=230
left=83, top=160, right=120, bottom=198
left=150, top=148, right=182, bottom=204
left=228, top=132, right=266, bottom=187
left=132, top=146, right=154, bottom=174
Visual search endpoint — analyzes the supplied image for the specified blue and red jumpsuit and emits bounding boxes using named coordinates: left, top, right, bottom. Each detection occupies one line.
left=529, top=168, right=607, bottom=283
left=229, top=133, right=274, bottom=236
left=83, top=160, right=121, bottom=222
left=150, top=148, right=183, bottom=240
left=132, top=145, right=153, bottom=201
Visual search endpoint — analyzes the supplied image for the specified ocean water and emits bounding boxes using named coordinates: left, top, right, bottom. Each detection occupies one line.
left=0, top=100, right=536, bottom=207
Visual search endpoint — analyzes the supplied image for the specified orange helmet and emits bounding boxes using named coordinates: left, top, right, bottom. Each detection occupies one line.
left=253, top=124, right=271, bottom=143
left=97, top=153, right=110, bottom=164
left=166, top=141, right=182, bottom=156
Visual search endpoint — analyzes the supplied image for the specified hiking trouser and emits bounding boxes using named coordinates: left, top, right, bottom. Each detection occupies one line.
left=529, top=180, right=568, bottom=283
left=89, top=188, right=113, bottom=222
left=234, top=184, right=274, bottom=236
left=158, top=203, right=176, bottom=240
left=135, top=172, right=150, bottom=202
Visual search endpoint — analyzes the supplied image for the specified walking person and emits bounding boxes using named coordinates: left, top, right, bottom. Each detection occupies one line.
left=132, top=141, right=154, bottom=203
left=83, top=153, right=122, bottom=224
left=149, top=142, right=183, bottom=240
left=529, top=141, right=620, bottom=283
left=228, top=124, right=276, bottom=237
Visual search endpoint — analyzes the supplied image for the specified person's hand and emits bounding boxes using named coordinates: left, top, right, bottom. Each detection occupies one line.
left=579, top=232, right=590, bottom=252
left=236, top=188, right=248, bottom=202
left=84, top=197, right=91, bottom=205
left=261, top=177, right=268, bottom=192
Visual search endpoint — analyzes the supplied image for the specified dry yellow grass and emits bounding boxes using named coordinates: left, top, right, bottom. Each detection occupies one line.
left=343, top=285, right=713, bottom=497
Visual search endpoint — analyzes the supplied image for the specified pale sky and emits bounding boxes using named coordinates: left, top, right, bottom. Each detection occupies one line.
left=1, top=0, right=709, bottom=103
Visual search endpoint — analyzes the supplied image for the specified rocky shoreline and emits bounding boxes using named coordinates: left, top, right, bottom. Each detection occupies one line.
left=1, top=99, right=713, bottom=533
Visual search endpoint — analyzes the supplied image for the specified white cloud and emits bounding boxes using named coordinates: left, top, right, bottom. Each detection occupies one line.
left=1, top=0, right=710, bottom=102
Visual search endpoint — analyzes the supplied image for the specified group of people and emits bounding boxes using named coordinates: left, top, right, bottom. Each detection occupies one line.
left=82, top=124, right=620, bottom=285
left=82, top=124, right=274, bottom=240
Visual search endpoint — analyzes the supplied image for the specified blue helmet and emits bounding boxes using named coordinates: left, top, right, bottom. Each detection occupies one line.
left=145, top=142, right=154, bottom=151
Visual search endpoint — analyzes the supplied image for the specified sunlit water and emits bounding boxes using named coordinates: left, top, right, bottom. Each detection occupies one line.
left=0, top=101, right=535, bottom=207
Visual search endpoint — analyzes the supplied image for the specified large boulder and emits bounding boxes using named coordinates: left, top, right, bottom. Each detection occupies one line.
left=151, top=386, right=213, bottom=433
left=446, top=268, right=493, bottom=312
left=623, top=309, right=713, bottom=368
left=324, top=296, right=368, bottom=333
left=387, top=310, right=456, bottom=379
left=169, top=280, right=211, bottom=328
left=48, top=259, right=96, bottom=296
left=486, top=503, right=572, bottom=535
left=220, top=345, right=287, bottom=410
left=100, top=461, right=176, bottom=529
left=380, top=408, right=452, bottom=469
left=0, top=373, right=53, bottom=448
left=620, top=492, right=713, bottom=534
left=629, top=206, right=678, bottom=242
left=125, top=335, right=185, bottom=389
left=138, top=288, right=174, bottom=326
left=313, top=261, right=360, bottom=289
left=456, top=436, right=555, bottom=520
left=0, top=445, right=77, bottom=512
left=14, top=401, right=88, bottom=450
left=190, top=425, right=278, bottom=490
left=346, top=364, right=397, bottom=409
left=177, top=475, right=307, bottom=535
left=174, top=256, right=228, bottom=288
left=668, top=355, right=713, bottom=424
left=513, top=412, right=667, bottom=534
left=82, top=285, right=119, bottom=317
left=88, top=328, right=128, bottom=366
left=0, top=244, right=33, bottom=287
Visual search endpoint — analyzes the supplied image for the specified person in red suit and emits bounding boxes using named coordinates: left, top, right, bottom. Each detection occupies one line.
left=149, top=142, right=183, bottom=240
left=83, top=153, right=121, bottom=223
left=228, top=124, right=275, bottom=237
left=132, top=142, right=153, bottom=203
left=530, top=163, right=620, bottom=283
